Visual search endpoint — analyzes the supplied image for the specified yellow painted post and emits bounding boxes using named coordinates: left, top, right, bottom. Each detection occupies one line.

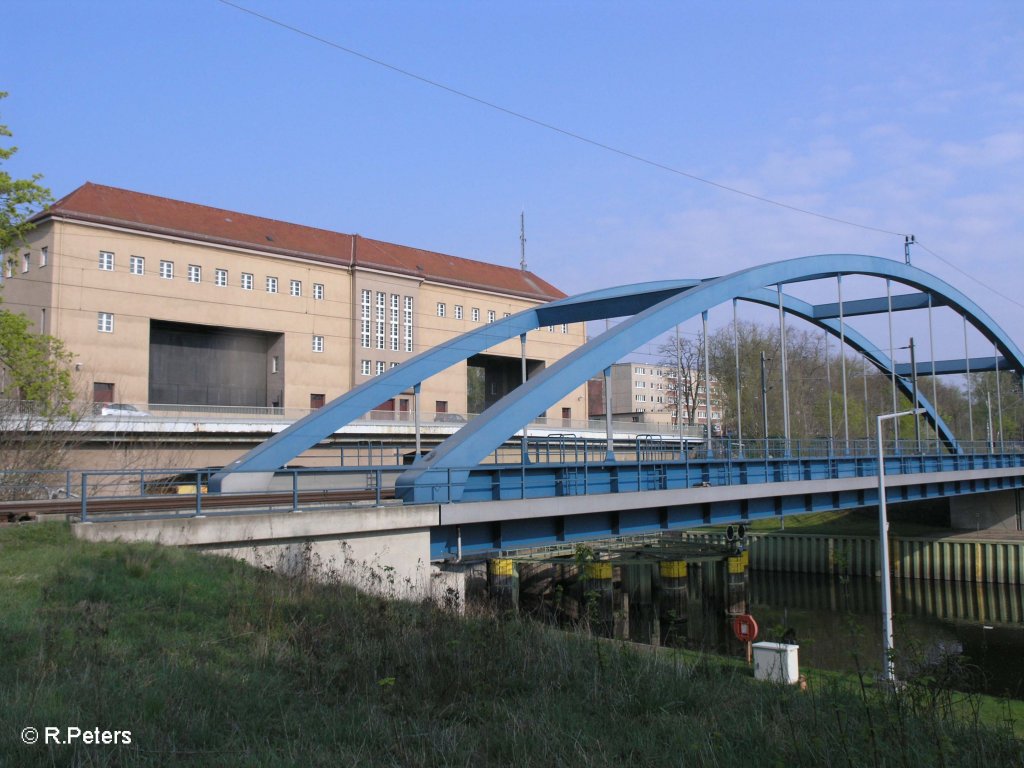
left=488, top=558, right=519, bottom=610
left=725, top=551, right=749, bottom=617
left=657, top=556, right=687, bottom=635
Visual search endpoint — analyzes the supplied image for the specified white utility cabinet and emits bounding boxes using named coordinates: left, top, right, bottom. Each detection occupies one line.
left=752, top=642, right=800, bottom=684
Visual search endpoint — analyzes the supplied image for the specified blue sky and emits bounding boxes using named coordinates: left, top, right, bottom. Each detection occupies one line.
left=4, top=0, right=1023, bottom=362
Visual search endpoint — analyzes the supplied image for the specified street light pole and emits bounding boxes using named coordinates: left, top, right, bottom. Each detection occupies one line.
left=877, top=407, right=925, bottom=684
left=760, top=351, right=769, bottom=454
left=909, top=337, right=921, bottom=452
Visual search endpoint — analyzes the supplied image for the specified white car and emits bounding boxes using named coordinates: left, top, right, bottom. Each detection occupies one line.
left=94, top=403, right=150, bottom=418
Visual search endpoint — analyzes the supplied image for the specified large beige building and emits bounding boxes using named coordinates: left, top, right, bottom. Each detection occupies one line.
left=1, top=183, right=587, bottom=421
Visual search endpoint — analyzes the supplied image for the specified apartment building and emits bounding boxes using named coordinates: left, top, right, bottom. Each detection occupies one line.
left=1, top=183, right=588, bottom=420
left=589, top=362, right=723, bottom=432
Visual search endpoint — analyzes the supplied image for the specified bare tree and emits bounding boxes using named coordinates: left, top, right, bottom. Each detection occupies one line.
left=658, top=330, right=708, bottom=427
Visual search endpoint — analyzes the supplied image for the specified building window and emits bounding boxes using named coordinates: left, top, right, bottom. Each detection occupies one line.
left=241, top=272, right=253, bottom=290
left=271, top=356, right=280, bottom=373
left=4, top=260, right=11, bottom=279
left=310, top=393, right=325, bottom=409
left=188, top=264, right=201, bottom=283
left=266, top=276, right=278, bottom=293
left=403, top=296, right=414, bottom=352
left=375, top=291, right=385, bottom=350
left=360, top=289, right=371, bottom=349
left=99, top=251, right=114, bottom=271
left=290, top=279, right=301, bottom=297
left=437, top=302, right=446, bottom=318
left=360, top=360, right=371, bottom=376
left=93, top=382, right=115, bottom=403
left=97, top=312, right=114, bottom=333
left=375, top=361, right=386, bottom=376
left=159, top=260, right=173, bottom=279
left=548, top=325, right=554, bottom=332
left=39, top=247, right=47, bottom=268
left=487, top=310, right=496, bottom=324
left=312, top=335, right=324, bottom=353
left=561, top=323, right=569, bottom=333
left=313, top=282, right=324, bottom=300
left=389, top=294, right=399, bottom=352
left=215, top=268, right=227, bottom=287
left=130, top=256, right=144, bottom=275
left=471, top=307, right=480, bottom=322
left=503, top=312, right=510, bottom=319
left=454, top=305, right=463, bottom=320
left=21, top=253, right=29, bottom=273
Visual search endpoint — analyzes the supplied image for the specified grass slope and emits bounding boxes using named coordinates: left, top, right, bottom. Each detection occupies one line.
left=1, top=524, right=1021, bottom=767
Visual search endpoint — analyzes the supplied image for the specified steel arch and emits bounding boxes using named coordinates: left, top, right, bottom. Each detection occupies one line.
left=210, top=254, right=1024, bottom=496
left=395, top=254, right=1024, bottom=501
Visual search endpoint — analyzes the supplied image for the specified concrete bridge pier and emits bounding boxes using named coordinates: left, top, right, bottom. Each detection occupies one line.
left=950, top=489, right=1023, bottom=532
left=73, top=503, right=440, bottom=600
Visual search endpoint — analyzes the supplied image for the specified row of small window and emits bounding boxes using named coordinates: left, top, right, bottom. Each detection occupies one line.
left=634, top=380, right=666, bottom=389
left=3, top=247, right=48, bottom=278
left=434, top=302, right=571, bottom=333
left=99, top=252, right=325, bottom=299
left=437, top=303, right=497, bottom=323
left=633, top=394, right=667, bottom=403
left=360, top=360, right=399, bottom=376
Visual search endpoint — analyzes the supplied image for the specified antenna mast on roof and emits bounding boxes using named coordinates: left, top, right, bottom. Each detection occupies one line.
left=519, top=210, right=527, bottom=271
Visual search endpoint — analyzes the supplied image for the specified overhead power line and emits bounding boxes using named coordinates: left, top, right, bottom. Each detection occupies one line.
left=217, top=1, right=1022, bottom=315
left=217, top=0, right=906, bottom=239
left=914, top=241, right=1024, bottom=311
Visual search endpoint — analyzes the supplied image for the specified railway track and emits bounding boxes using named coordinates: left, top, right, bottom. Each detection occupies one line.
left=1, top=487, right=395, bottom=523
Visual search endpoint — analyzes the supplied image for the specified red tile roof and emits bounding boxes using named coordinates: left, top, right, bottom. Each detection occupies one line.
left=39, top=183, right=567, bottom=302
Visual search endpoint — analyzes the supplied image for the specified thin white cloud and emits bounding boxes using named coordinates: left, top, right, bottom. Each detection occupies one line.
left=940, top=131, right=1024, bottom=168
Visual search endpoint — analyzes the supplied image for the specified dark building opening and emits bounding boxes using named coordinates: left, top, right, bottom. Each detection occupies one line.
left=149, top=320, right=283, bottom=407
left=466, top=353, right=544, bottom=415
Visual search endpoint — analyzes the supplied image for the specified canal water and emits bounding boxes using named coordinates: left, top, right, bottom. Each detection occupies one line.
left=746, top=571, right=1024, bottom=699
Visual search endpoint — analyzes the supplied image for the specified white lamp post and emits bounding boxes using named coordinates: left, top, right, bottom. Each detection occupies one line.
left=876, top=407, right=925, bottom=684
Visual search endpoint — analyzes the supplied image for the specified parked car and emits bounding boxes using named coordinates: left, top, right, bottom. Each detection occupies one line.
left=433, top=413, right=467, bottom=423
left=93, top=403, right=150, bottom=417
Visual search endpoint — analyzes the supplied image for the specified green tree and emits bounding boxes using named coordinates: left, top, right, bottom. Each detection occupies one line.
left=0, top=309, right=74, bottom=413
left=706, top=318, right=972, bottom=451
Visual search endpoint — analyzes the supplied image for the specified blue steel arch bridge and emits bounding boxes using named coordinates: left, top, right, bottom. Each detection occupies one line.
left=209, top=254, right=1024, bottom=560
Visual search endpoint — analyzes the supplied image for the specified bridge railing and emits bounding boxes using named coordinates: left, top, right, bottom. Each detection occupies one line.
left=402, top=438, right=1024, bottom=503
left=65, top=465, right=402, bottom=523
left=12, top=437, right=1024, bottom=518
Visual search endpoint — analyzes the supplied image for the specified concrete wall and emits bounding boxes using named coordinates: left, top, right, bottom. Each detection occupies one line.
left=950, top=489, right=1022, bottom=532
left=73, top=503, right=446, bottom=600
